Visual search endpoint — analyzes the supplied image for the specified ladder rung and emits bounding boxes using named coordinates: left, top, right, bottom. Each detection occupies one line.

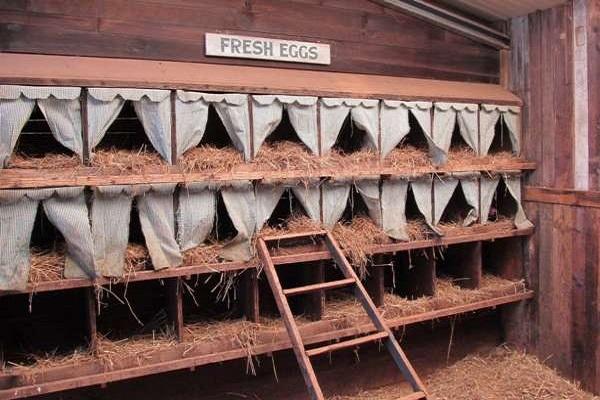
left=306, top=331, right=389, bottom=357
left=397, top=391, right=428, bottom=400
left=283, top=278, right=355, bottom=297
left=261, top=230, right=327, bottom=242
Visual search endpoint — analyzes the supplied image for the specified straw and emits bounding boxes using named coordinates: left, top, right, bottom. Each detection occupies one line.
left=8, top=152, right=81, bottom=170
left=180, top=145, right=245, bottom=173
left=90, top=147, right=168, bottom=173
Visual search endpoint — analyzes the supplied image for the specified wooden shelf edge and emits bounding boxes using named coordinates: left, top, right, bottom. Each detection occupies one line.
left=524, top=186, right=600, bottom=209
left=0, top=161, right=536, bottom=190
left=0, top=228, right=534, bottom=297
left=0, top=290, right=533, bottom=400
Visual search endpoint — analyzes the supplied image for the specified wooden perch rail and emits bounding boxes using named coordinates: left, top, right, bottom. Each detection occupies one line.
left=0, top=160, right=536, bottom=190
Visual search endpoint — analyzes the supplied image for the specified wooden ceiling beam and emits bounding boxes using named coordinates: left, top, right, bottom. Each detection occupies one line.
left=373, top=0, right=511, bottom=49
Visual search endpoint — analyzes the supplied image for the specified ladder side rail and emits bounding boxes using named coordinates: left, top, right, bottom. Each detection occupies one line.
left=256, top=238, right=325, bottom=400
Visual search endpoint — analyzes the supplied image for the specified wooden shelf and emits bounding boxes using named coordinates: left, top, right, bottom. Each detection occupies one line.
left=0, top=160, right=536, bottom=190
left=0, top=226, right=534, bottom=297
left=0, top=290, right=533, bottom=400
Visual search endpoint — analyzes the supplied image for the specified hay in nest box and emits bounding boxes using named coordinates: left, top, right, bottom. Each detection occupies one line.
left=259, top=213, right=323, bottom=237
left=332, top=216, right=392, bottom=279
left=8, top=152, right=81, bottom=170
left=253, top=141, right=323, bottom=172
left=124, top=243, right=151, bottom=272
left=180, top=145, right=245, bottom=173
left=445, top=146, right=478, bottom=168
left=182, top=243, right=224, bottom=265
left=322, top=275, right=526, bottom=322
left=28, top=248, right=65, bottom=284
left=90, top=147, right=167, bottom=173
left=384, top=145, right=431, bottom=170
left=326, top=148, right=380, bottom=170
left=437, top=217, right=515, bottom=237
left=331, top=346, right=598, bottom=400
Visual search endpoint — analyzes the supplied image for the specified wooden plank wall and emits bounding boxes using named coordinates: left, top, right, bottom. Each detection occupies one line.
left=0, top=0, right=499, bottom=83
left=510, top=2, right=600, bottom=393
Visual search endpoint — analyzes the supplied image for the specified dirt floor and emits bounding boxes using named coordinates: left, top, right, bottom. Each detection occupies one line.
left=332, top=346, right=599, bottom=400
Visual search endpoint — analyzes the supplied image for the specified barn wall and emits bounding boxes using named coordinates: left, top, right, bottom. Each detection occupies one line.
left=0, top=0, right=500, bottom=83
left=510, top=1, right=600, bottom=393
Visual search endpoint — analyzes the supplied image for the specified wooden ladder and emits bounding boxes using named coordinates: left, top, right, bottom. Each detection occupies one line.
left=256, top=230, right=429, bottom=400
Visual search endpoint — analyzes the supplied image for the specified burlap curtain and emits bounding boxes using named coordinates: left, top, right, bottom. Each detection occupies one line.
left=380, top=100, right=432, bottom=158
left=175, top=91, right=251, bottom=160
left=252, top=95, right=318, bottom=155
left=432, top=102, right=478, bottom=165
left=433, top=172, right=480, bottom=227
left=0, top=187, right=96, bottom=290
left=91, top=184, right=182, bottom=276
left=0, top=85, right=83, bottom=168
left=320, top=98, right=379, bottom=155
left=479, top=104, right=521, bottom=156
left=177, top=182, right=217, bottom=252
left=87, top=88, right=173, bottom=163
left=480, top=173, right=533, bottom=229
left=220, top=180, right=257, bottom=261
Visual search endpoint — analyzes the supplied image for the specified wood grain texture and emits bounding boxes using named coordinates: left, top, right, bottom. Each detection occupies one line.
left=0, top=0, right=500, bottom=82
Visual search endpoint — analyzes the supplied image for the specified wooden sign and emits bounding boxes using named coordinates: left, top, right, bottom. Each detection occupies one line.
left=205, top=33, right=331, bottom=65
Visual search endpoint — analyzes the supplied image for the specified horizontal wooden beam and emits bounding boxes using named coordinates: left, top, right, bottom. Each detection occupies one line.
left=1, top=226, right=534, bottom=297
left=0, top=53, right=521, bottom=105
left=524, top=186, right=600, bottom=208
left=0, top=160, right=536, bottom=190
left=0, top=290, right=533, bottom=400
left=373, top=0, right=510, bottom=49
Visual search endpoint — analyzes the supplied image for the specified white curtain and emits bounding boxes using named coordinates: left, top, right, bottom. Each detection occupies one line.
left=208, top=94, right=252, bottom=160
left=503, top=173, right=534, bottom=229
left=87, top=88, right=173, bottom=163
left=381, top=177, right=410, bottom=241
left=178, top=182, right=217, bottom=252
left=0, top=85, right=83, bottom=167
left=480, top=175, right=501, bottom=225
left=92, top=185, right=134, bottom=277
left=220, top=181, right=257, bottom=261
left=320, top=98, right=379, bottom=154
left=0, top=187, right=96, bottom=290
left=252, top=95, right=318, bottom=155
left=322, top=178, right=352, bottom=228
left=433, top=173, right=480, bottom=226
left=480, top=104, right=521, bottom=156
left=0, top=191, right=40, bottom=290
left=135, top=184, right=182, bottom=269
left=432, top=102, right=478, bottom=165
left=175, top=90, right=210, bottom=157
left=355, top=177, right=382, bottom=227
left=380, top=100, right=432, bottom=158
left=255, top=182, right=287, bottom=231
left=410, top=175, right=436, bottom=232
left=291, top=180, right=322, bottom=222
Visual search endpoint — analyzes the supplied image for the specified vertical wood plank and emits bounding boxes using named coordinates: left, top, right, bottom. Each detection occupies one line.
left=366, top=254, right=387, bottom=307
left=305, top=261, right=325, bottom=320
left=166, top=278, right=184, bottom=341
left=170, top=90, right=178, bottom=165
left=84, top=287, right=98, bottom=352
left=80, top=87, right=90, bottom=165
left=243, top=269, right=260, bottom=322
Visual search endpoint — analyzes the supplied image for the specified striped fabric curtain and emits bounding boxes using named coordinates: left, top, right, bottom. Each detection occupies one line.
left=380, top=100, right=432, bottom=158
left=0, top=85, right=83, bottom=168
left=432, top=102, right=478, bottom=165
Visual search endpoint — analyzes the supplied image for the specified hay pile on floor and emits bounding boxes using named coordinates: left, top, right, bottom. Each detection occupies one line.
left=180, top=145, right=245, bottom=173
left=426, top=346, right=599, bottom=400
left=332, top=217, right=392, bottom=279
left=322, top=275, right=526, bottom=321
left=8, top=153, right=81, bottom=170
left=28, top=248, right=65, bottom=284
left=90, top=147, right=167, bottom=173
left=331, top=346, right=598, bottom=400
left=253, top=141, right=324, bottom=173
left=384, top=145, right=431, bottom=170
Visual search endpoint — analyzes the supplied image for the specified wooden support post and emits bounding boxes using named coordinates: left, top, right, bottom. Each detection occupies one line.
left=438, top=242, right=482, bottom=289
left=305, top=261, right=325, bottom=320
left=170, top=90, right=178, bottom=165
left=166, top=278, right=184, bottom=341
left=84, top=287, right=97, bottom=352
left=80, top=88, right=90, bottom=166
left=243, top=269, right=260, bottom=322
left=395, top=249, right=436, bottom=299
left=366, top=254, right=387, bottom=307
